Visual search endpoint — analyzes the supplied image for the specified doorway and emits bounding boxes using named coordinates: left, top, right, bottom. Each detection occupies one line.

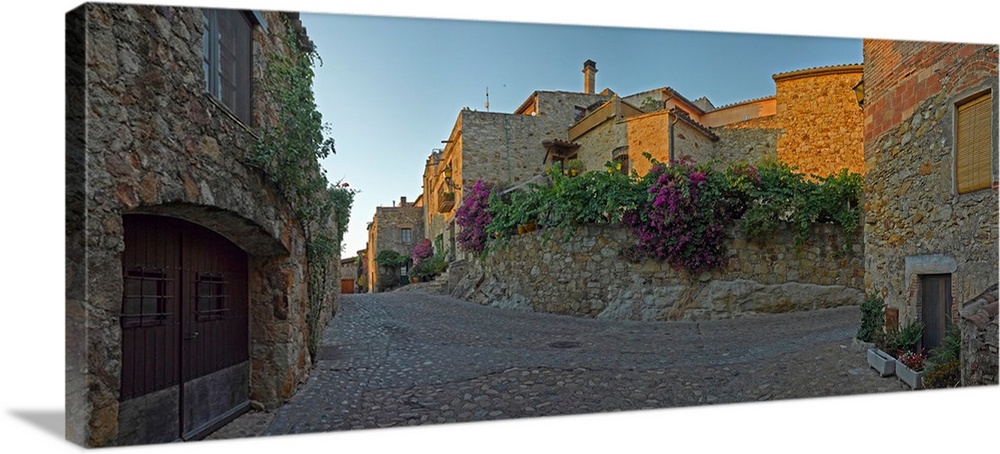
left=920, top=273, right=952, bottom=351
left=120, top=214, right=249, bottom=441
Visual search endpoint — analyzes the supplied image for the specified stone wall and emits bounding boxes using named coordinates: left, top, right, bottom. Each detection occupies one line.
left=712, top=126, right=781, bottom=167
left=958, top=285, right=998, bottom=386
left=862, top=40, right=998, bottom=327
left=67, top=4, right=338, bottom=446
left=575, top=117, right=627, bottom=173
left=772, top=66, right=865, bottom=177
left=423, top=91, right=610, bottom=263
left=449, top=223, right=863, bottom=321
left=370, top=200, right=424, bottom=291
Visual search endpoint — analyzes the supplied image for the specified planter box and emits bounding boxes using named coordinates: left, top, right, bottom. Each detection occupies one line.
left=867, top=348, right=896, bottom=377
left=895, top=362, right=925, bottom=389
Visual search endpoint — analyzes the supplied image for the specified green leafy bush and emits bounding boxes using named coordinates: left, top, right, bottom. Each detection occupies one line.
left=412, top=254, right=448, bottom=279
left=856, top=293, right=886, bottom=342
left=375, top=250, right=410, bottom=268
left=923, top=360, right=961, bottom=389
left=923, top=326, right=962, bottom=389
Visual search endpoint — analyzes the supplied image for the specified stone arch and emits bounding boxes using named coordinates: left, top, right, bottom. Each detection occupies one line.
left=128, top=202, right=289, bottom=258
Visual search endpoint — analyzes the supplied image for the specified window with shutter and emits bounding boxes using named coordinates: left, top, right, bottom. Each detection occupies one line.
left=955, top=92, right=993, bottom=194
left=202, top=9, right=253, bottom=125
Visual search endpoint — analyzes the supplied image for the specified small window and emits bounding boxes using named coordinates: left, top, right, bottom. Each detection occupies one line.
left=401, top=228, right=412, bottom=244
left=203, top=9, right=253, bottom=124
left=956, top=91, right=993, bottom=194
left=195, top=273, right=229, bottom=320
left=122, top=268, right=171, bottom=327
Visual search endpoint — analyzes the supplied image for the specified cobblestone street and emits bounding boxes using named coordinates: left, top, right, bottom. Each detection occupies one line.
left=207, top=291, right=911, bottom=441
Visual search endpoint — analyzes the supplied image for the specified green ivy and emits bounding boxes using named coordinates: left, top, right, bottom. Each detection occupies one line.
left=252, top=18, right=355, bottom=364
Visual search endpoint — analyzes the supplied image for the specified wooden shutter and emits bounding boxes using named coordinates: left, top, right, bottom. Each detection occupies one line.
left=956, top=92, right=993, bottom=194
left=217, top=10, right=252, bottom=124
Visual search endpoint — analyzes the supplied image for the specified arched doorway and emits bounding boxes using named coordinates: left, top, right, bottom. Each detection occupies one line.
left=120, top=214, right=249, bottom=442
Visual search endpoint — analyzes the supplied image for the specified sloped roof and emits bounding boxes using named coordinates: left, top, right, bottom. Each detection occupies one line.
left=772, top=63, right=863, bottom=81
left=713, top=95, right=777, bottom=110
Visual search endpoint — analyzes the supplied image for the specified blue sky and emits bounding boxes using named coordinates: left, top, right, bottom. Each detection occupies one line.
left=300, top=13, right=866, bottom=256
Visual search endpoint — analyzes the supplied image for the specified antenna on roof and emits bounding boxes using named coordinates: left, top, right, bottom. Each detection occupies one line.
left=485, top=86, right=490, bottom=112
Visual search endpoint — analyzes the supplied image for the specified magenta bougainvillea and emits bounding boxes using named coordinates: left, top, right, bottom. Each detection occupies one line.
left=623, top=159, right=747, bottom=272
left=455, top=179, right=496, bottom=254
left=411, top=238, right=433, bottom=265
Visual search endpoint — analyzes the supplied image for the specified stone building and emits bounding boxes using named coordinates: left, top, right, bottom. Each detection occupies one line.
left=422, top=77, right=610, bottom=261
left=66, top=4, right=340, bottom=446
left=861, top=40, right=998, bottom=383
left=340, top=256, right=358, bottom=294
left=365, top=196, right=425, bottom=292
left=572, top=64, right=865, bottom=177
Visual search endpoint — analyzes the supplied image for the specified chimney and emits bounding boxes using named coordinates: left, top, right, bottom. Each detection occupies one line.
left=400, top=196, right=407, bottom=207
left=583, top=60, right=598, bottom=94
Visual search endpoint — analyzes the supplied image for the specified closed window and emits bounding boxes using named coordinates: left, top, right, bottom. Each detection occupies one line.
left=401, top=228, right=412, bottom=243
left=956, top=91, right=993, bottom=194
left=122, top=267, right=171, bottom=327
left=203, top=9, right=253, bottom=124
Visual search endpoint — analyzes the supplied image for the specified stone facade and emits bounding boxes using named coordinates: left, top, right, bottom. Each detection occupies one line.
left=66, top=4, right=339, bottom=447
left=574, top=65, right=863, bottom=178
left=771, top=66, right=865, bottom=176
left=449, top=224, right=863, bottom=321
left=365, top=197, right=424, bottom=292
left=422, top=90, right=609, bottom=261
left=862, top=40, right=998, bottom=341
left=958, top=285, right=998, bottom=386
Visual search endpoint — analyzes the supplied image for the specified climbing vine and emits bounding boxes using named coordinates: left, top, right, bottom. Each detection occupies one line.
left=252, top=18, right=355, bottom=364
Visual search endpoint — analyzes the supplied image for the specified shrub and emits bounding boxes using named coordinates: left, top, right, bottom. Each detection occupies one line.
left=623, top=158, right=741, bottom=272
left=856, top=293, right=886, bottom=342
left=411, top=238, right=433, bottom=266
left=923, top=360, right=961, bottom=389
left=412, top=254, right=448, bottom=279
left=923, top=326, right=962, bottom=389
left=738, top=159, right=862, bottom=246
left=455, top=180, right=496, bottom=254
left=375, top=250, right=409, bottom=269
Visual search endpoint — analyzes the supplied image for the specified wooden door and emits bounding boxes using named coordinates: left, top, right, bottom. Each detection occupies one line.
left=121, top=214, right=249, bottom=441
left=920, top=274, right=952, bottom=351
left=340, top=278, right=354, bottom=294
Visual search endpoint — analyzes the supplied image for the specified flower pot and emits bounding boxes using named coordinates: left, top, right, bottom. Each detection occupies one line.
left=517, top=225, right=526, bottom=235
left=867, top=348, right=896, bottom=377
left=895, top=361, right=924, bottom=389
left=524, top=221, right=537, bottom=233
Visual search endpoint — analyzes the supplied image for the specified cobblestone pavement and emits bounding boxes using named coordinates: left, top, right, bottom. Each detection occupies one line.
left=207, top=291, right=908, bottom=440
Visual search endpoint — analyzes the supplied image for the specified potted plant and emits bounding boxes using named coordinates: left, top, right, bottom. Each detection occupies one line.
left=564, top=158, right=585, bottom=177
left=855, top=293, right=884, bottom=350
left=923, top=326, right=962, bottom=389
left=896, top=349, right=927, bottom=389
left=867, top=342, right=896, bottom=377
